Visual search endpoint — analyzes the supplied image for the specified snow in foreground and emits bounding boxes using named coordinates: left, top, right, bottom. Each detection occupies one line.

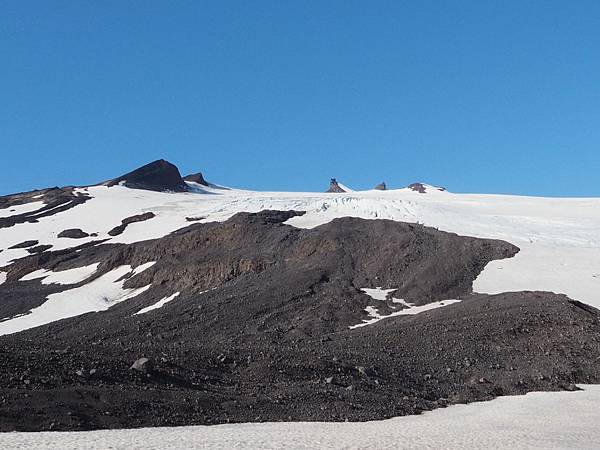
left=2, top=385, right=599, bottom=450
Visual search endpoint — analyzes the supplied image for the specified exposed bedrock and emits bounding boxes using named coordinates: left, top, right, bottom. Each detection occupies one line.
left=107, top=212, right=156, bottom=236
left=183, top=172, right=209, bottom=186
left=0, top=211, right=599, bottom=431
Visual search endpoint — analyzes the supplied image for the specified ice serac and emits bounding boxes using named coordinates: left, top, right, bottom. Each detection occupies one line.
left=106, top=159, right=188, bottom=192
left=183, top=172, right=209, bottom=186
left=326, top=178, right=346, bottom=193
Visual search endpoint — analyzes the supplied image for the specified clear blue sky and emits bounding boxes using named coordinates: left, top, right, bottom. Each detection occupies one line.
left=1, top=1, right=599, bottom=196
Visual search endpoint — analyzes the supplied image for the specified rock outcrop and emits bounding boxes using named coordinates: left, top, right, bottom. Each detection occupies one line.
left=57, top=229, right=90, bottom=239
left=183, top=172, right=209, bottom=186
left=326, top=178, right=346, bottom=193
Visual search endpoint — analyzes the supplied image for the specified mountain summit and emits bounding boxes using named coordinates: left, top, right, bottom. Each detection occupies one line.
left=183, top=172, right=209, bottom=186
left=326, top=178, right=346, bottom=193
left=106, top=159, right=188, bottom=192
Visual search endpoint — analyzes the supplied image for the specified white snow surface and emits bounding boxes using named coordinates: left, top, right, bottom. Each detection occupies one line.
left=134, top=292, right=180, bottom=315
left=0, top=201, right=45, bottom=218
left=0, top=262, right=155, bottom=335
left=350, top=288, right=461, bottom=328
left=19, top=263, right=99, bottom=285
left=0, top=271, right=6, bottom=286
left=2, top=385, right=599, bottom=450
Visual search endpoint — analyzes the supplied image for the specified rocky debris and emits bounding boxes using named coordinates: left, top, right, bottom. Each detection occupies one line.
left=326, top=178, right=346, bottom=193
left=0, top=289, right=599, bottom=432
left=1, top=211, right=599, bottom=432
left=374, top=182, right=387, bottom=191
left=26, top=244, right=53, bottom=254
left=106, top=159, right=188, bottom=192
left=57, top=229, right=90, bottom=239
left=183, top=172, right=209, bottom=186
left=108, top=212, right=156, bottom=236
left=8, top=240, right=39, bottom=249
left=185, top=216, right=205, bottom=222
left=130, top=358, right=153, bottom=373
left=356, top=366, right=377, bottom=378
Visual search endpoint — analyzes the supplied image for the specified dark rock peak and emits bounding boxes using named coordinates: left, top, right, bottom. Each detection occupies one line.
left=326, top=178, right=346, bottom=193
left=408, top=183, right=427, bottom=193
left=374, top=182, right=387, bottom=191
left=183, top=172, right=209, bottom=186
left=106, top=159, right=188, bottom=193
left=407, top=183, right=446, bottom=194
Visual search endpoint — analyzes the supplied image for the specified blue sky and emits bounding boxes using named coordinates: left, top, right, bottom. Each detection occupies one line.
left=1, top=1, right=599, bottom=196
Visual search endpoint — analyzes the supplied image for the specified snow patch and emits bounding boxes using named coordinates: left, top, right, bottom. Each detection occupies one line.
left=19, top=263, right=99, bottom=285
left=0, top=201, right=45, bottom=218
left=0, top=272, right=6, bottom=286
left=350, top=287, right=461, bottom=329
left=0, top=262, right=155, bottom=336
left=134, top=292, right=180, bottom=315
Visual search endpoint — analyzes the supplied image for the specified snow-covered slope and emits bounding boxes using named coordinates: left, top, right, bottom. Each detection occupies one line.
left=1, top=182, right=599, bottom=310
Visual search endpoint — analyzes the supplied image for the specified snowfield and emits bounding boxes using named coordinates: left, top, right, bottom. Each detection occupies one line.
left=2, top=385, right=599, bottom=450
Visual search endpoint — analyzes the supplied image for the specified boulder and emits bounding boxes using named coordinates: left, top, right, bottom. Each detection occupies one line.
left=130, top=357, right=153, bottom=373
left=58, top=229, right=90, bottom=239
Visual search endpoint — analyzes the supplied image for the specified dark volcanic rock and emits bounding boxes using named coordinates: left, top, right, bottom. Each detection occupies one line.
left=1, top=211, right=599, bottom=432
left=408, top=183, right=447, bottom=193
left=8, top=240, right=39, bottom=249
left=408, top=183, right=427, bottom=193
left=326, top=178, right=346, bottom=193
left=106, top=159, right=188, bottom=192
left=183, top=172, right=209, bottom=186
left=26, top=244, right=53, bottom=254
left=57, top=229, right=90, bottom=239
left=374, top=182, right=387, bottom=191
left=108, top=212, right=156, bottom=236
